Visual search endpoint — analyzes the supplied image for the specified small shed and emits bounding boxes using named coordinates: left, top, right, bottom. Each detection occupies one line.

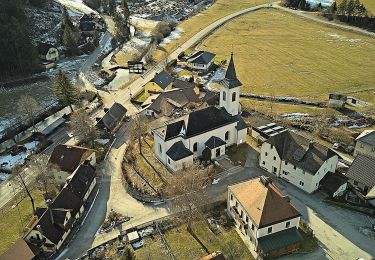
left=320, top=171, right=347, bottom=198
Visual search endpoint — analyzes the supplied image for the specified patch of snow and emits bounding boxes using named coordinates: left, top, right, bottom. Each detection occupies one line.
left=0, top=141, right=39, bottom=170
left=95, top=139, right=110, bottom=145
left=173, top=67, right=183, bottom=73
left=160, top=28, right=183, bottom=46
left=347, top=124, right=371, bottom=129
left=327, top=33, right=361, bottom=43
left=280, top=113, right=310, bottom=119
left=56, top=0, right=98, bottom=15
left=88, top=102, right=100, bottom=109
left=0, top=172, right=11, bottom=182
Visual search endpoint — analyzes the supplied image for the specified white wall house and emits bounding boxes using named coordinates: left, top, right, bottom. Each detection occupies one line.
left=152, top=54, right=247, bottom=172
left=354, top=130, right=375, bottom=159
left=227, top=177, right=302, bottom=258
left=187, top=51, right=216, bottom=71
left=259, top=131, right=338, bottom=194
left=37, top=42, right=59, bottom=62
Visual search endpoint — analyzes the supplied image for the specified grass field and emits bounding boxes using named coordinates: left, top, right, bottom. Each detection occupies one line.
left=153, top=0, right=270, bottom=61
left=197, top=9, right=375, bottom=103
left=0, top=190, right=46, bottom=255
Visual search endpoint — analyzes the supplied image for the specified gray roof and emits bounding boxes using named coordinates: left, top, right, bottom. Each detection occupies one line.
left=152, top=70, right=174, bottom=90
left=98, top=102, right=127, bottom=132
left=356, top=130, right=375, bottom=146
left=258, top=228, right=302, bottom=254
left=320, top=171, right=347, bottom=195
left=166, top=141, right=193, bottom=161
left=235, top=115, right=248, bottom=130
left=346, top=154, right=375, bottom=188
left=172, top=79, right=196, bottom=89
left=205, top=136, right=226, bottom=149
left=220, top=53, right=242, bottom=89
left=188, top=51, right=215, bottom=65
left=147, top=88, right=199, bottom=116
left=267, top=131, right=336, bottom=174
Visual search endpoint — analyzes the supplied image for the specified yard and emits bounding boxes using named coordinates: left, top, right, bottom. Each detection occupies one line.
left=153, top=0, right=271, bottom=61
left=197, top=9, right=375, bottom=105
left=0, top=190, right=46, bottom=255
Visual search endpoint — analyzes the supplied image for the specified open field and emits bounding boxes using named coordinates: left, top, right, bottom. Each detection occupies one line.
left=197, top=9, right=375, bottom=104
left=0, top=190, right=46, bottom=255
left=153, top=0, right=270, bottom=61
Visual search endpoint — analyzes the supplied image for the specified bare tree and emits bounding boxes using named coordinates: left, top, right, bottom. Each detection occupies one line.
left=70, top=110, right=99, bottom=148
left=129, top=113, right=148, bottom=155
left=17, top=95, right=41, bottom=131
left=28, top=155, right=57, bottom=198
left=163, top=164, right=211, bottom=253
left=12, top=166, right=35, bottom=215
left=222, top=240, right=246, bottom=260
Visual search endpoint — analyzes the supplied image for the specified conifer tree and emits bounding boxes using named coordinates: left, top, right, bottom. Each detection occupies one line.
left=63, top=25, right=78, bottom=56
left=53, top=70, right=79, bottom=112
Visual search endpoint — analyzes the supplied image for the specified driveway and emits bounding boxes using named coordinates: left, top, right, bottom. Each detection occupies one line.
left=209, top=146, right=375, bottom=260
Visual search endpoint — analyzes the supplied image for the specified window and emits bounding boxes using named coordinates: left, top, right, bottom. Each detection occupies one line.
left=159, top=144, right=162, bottom=154
left=225, top=131, right=229, bottom=141
left=265, top=152, right=268, bottom=156
left=283, top=170, right=289, bottom=175
left=293, top=165, right=297, bottom=170
left=193, top=142, right=198, bottom=152
left=251, top=224, right=254, bottom=230
left=273, top=156, right=276, bottom=160
left=272, top=167, right=277, bottom=173
left=285, top=161, right=288, bottom=165
left=270, top=144, right=274, bottom=149
left=240, top=210, right=243, bottom=217
left=168, top=158, right=171, bottom=164
left=299, top=181, right=304, bottom=186
left=230, top=194, right=233, bottom=201
left=267, top=227, right=272, bottom=234
left=286, top=221, right=290, bottom=228
left=246, top=216, right=249, bottom=223
left=262, top=161, right=265, bottom=165
left=235, top=201, right=238, bottom=208
left=223, top=91, right=226, bottom=101
left=232, top=92, right=236, bottom=101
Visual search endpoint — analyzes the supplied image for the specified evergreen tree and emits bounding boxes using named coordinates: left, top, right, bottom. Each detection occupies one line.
left=63, top=25, right=78, bottom=56
left=120, top=246, right=136, bottom=260
left=330, top=1, right=337, bottom=13
left=338, top=0, right=348, bottom=15
left=53, top=70, right=79, bottom=112
left=63, top=7, right=74, bottom=30
left=93, top=30, right=100, bottom=47
left=123, top=0, right=130, bottom=18
left=114, top=12, right=130, bottom=42
left=347, top=0, right=356, bottom=16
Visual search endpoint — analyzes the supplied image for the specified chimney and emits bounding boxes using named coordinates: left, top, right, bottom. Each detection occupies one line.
left=260, top=176, right=272, bottom=187
left=283, top=195, right=291, bottom=202
left=46, top=199, right=52, bottom=206
left=36, top=224, right=42, bottom=233
left=309, top=141, right=314, bottom=150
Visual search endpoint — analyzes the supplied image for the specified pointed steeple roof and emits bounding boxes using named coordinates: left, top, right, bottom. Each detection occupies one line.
left=221, top=53, right=242, bottom=89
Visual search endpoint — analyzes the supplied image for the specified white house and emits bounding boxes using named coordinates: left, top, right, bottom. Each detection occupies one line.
left=354, top=130, right=375, bottom=159
left=187, top=51, right=216, bottom=71
left=24, top=164, right=96, bottom=254
left=152, top=53, right=247, bottom=172
left=37, top=42, right=59, bottom=62
left=259, top=130, right=338, bottom=194
left=228, top=176, right=302, bottom=258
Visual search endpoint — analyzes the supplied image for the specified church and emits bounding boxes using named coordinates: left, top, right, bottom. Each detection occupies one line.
left=152, top=53, right=248, bottom=172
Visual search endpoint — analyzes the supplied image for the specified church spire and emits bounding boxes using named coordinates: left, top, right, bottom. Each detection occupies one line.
left=221, top=53, right=242, bottom=89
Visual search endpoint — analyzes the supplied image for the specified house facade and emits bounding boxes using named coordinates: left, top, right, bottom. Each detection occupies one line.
left=187, top=51, right=216, bottom=71
left=152, top=54, right=247, bottom=171
left=37, top=42, right=59, bottom=62
left=354, top=130, right=375, bottom=159
left=144, top=70, right=174, bottom=98
left=228, top=177, right=302, bottom=258
left=259, top=131, right=338, bottom=193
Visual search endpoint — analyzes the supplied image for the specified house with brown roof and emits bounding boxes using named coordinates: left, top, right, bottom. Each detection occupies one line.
left=228, top=177, right=302, bottom=258
left=24, top=164, right=96, bottom=255
left=259, top=130, right=338, bottom=193
left=0, top=238, right=39, bottom=260
left=49, top=144, right=96, bottom=184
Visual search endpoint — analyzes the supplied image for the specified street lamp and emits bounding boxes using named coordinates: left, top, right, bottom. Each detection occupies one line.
left=9, top=183, right=23, bottom=233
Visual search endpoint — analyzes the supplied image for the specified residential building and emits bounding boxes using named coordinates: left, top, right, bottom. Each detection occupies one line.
left=259, top=130, right=338, bottom=193
left=49, top=144, right=96, bottom=184
left=37, top=42, right=59, bottom=62
left=96, top=102, right=127, bottom=134
left=171, top=78, right=200, bottom=95
left=24, top=165, right=96, bottom=254
left=187, top=51, right=216, bottom=71
left=144, top=88, right=200, bottom=118
left=346, top=154, right=375, bottom=202
left=328, top=94, right=347, bottom=108
left=228, top=176, right=302, bottom=258
left=320, top=171, right=347, bottom=198
left=152, top=54, right=247, bottom=171
left=144, top=70, right=175, bottom=98
left=354, top=130, right=375, bottom=159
